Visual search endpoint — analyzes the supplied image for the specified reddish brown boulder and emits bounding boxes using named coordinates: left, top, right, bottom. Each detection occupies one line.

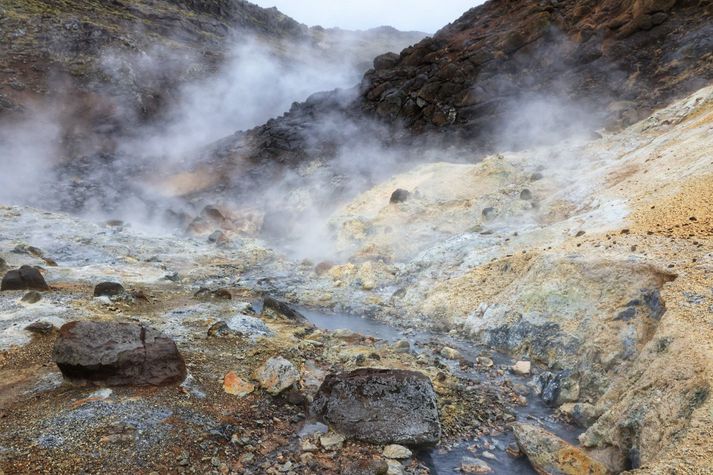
left=53, top=321, right=186, bottom=386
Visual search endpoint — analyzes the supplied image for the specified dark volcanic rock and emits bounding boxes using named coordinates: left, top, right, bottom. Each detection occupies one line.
left=53, top=321, right=187, bottom=386
left=1, top=266, right=50, bottom=291
left=311, top=368, right=441, bottom=447
left=203, top=0, right=713, bottom=197
left=390, top=189, right=411, bottom=204
left=93, top=282, right=126, bottom=297
left=262, top=296, right=311, bottom=325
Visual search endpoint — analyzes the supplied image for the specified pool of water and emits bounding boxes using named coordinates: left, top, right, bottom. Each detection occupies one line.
left=297, top=306, right=583, bottom=474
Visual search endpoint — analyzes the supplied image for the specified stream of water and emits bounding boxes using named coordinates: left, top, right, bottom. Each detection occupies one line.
left=296, top=307, right=582, bottom=474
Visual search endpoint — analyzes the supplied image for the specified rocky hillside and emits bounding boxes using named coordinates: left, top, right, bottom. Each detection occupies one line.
left=0, top=0, right=425, bottom=159
left=204, top=0, right=713, bottom=191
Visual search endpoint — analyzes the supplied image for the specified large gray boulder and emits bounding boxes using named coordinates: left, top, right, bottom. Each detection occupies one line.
left=53, top=321, right=187, bottom=386
left=311, top=368, right=441, bottom=447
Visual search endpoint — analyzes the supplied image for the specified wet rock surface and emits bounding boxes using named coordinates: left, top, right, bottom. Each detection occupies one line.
left=312, top=368, right=441, bottom=446
left=52, top=321, right=187, bottom=386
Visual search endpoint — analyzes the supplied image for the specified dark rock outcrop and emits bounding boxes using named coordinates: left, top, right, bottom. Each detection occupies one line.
left=311, top=368, right=441, bottom=447
left=53, top=321, right=187, bottom=386
left=204, top=0, right=713, bottom=198
left=1, top=265, right=49, bottom=291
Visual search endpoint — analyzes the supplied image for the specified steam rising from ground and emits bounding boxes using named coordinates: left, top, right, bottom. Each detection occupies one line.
left=0, top=27, right=607, bottom=263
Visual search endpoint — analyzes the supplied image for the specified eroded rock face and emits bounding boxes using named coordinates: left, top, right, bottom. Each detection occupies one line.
left=311, top=368, right=441, bottom=447
left=513, top=423, right=611, bottom=475
left=52, top=321, right=187, bottom=386
left=1, top=265, right=49, bottom=291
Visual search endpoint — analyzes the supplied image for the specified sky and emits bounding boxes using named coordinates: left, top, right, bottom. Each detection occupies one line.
left=251, top=1, right=483, bottom=33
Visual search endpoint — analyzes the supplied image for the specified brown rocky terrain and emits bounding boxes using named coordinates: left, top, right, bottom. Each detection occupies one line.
left=200, top=0, right=713, bottom=197
left=1, top=0, right=713, bottom=474
left=0, top=0, right=425, bottom=163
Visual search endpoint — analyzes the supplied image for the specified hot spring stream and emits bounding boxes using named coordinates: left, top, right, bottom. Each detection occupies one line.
left=294, top=306, right=582, bottom=474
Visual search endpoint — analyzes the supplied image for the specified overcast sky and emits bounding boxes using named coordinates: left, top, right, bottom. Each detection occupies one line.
left=252, top=1, right=483, bottom=33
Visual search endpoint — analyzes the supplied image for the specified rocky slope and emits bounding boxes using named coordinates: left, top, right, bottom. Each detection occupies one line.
left=0, top=0, right=425, bottom=161
left=199, top=0, right=713, bottom=197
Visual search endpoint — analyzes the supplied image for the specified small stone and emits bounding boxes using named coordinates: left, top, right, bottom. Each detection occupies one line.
left=482, top=207, right=497, bottom=221
left=476, top=356, right=494, bottom=367
left=212, top=288, right=232, bottom=300
left=208, top=321, right=231, bottom=337
left=93, top=282, right=125, bottom=298
left=390, top=189, right=410, bottom=204
left=506, top=442, right=522, bottom=457
left=461, top=457, right=492, bottom=473
left=208, top=230, right=226, bottom=244
left=25, top=321, right=55, bottom=335
left=383, top=444, right=412, bottom=459
left=223, top=371, right=255, bottom=397
left=254, top=356, right=299, bottom=395
left=386, top=459, right=404, bottom=475
left=1, top=265, right=49, bottom=291
left=21, top=290, right=42, bottom=304
left=393, top=340, right=411, bottom=353
left=520, top=189, right=533, bottom=200
left=440, top=346, right=462, bottom=360
left=511, top=361, right=531, bottom=376
left=301, top=440, right=319, bottom=452
left=320, top=432, right=346, bottom=450
left=482, top=451, right=497, bottom=460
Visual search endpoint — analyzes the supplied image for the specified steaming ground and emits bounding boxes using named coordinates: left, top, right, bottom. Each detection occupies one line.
left=1, top=84, right=712, bottom=472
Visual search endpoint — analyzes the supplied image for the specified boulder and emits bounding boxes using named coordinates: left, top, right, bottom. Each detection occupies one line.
left=311, top=368, right=441, bottom=446
left=374, top=52, right=400, bottom=70
left=93, top=282, right=125, bottom=297
left=513, top=423, right=610, bottom=475
left=254, top=356, right=299, bottom=395
left=389, top=189, right=410, bottom=204
left=1, top=265, right=49, bottom=291
left=52, top=321, right=187, bottom=386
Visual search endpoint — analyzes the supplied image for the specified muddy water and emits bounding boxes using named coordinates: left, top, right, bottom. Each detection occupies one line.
left=297, top=307, right=582, bottom=475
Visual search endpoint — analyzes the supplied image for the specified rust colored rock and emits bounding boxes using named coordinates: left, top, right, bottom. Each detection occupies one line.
left=1, top=265, right=49, bottom=291
left=513, top=423, right=611, bottom=475
left=53, top=321, right=187, bottom=386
